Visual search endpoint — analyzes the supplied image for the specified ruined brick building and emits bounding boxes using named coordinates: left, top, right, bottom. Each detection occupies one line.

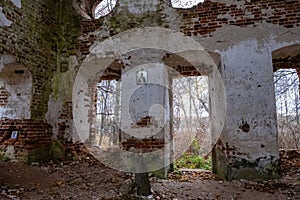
left=0, top=0, right=299, bottom=180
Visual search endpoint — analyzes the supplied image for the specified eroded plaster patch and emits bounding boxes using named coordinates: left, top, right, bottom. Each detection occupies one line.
left=10, top=0, right=21, bottom=8
left=0, top=7, right=12, bottom=27
left=0, top=55, right=16, bottom=71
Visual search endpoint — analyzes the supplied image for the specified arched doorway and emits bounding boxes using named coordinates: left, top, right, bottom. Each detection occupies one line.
left=272, top=44, right=300, bottom=149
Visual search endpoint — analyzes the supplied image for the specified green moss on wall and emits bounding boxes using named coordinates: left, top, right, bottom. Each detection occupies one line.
left=49, top=139, right=65, bottom=160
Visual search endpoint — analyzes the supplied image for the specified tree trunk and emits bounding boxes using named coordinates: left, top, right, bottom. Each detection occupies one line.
left=135, top=173, right=151, bottom=196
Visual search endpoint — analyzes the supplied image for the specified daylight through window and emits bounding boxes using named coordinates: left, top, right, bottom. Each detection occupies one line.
left=94, top=0, right=117, bottom=19
left=171, top=0, right=204, bottom=9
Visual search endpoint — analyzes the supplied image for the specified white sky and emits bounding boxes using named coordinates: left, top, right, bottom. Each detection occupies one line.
left=171, top=0, right=205, bottom=8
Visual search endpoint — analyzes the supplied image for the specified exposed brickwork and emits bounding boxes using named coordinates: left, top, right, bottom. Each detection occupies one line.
left=0, top=0, right=56, bottom=119
left=0, top=119, right=52, bottom=162
left=58, top=101, right=73, bottom=139
left=0, top=87, right=10, bottom=107
left=0, top=0, right=80, bottom=119
left=122, top=138, right=165, bottom=152
left=180, top=0, right=300, bottom=36
left=78, top=0, right=300, bottom=62
left=0, top=0, right=298, bottom=178
left=79, top=20, right=104, bottom=59
left=273, top=52, right=300, bottom=71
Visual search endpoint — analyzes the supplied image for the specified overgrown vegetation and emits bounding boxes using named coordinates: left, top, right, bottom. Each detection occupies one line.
left=174, top=152, right=211, bottom=170
left=0, top=152, right=10, bottom=162
left=173, top=139, right=212, bottom=170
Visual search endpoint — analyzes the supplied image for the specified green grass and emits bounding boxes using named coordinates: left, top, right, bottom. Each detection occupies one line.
left=174, top=152, right=212, bottom=170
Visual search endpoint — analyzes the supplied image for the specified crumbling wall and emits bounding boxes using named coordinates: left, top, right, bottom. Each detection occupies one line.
left=182, top=1, right=299, bottom=180
left=1, top=0, right=300, bottom=178
left=0, top=0, right=58, bottom=161
left=0, top=119, right=52, bottom=162
left=0, top=0, right=58, bottom=118
left=180, top=0, right=300, bottom=36
left=74, top=0, right=300, bottom=180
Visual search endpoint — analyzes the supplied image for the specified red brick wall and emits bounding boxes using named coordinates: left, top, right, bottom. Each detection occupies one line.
left=180, top=0, right=300, bottom=36
left=78, top=0, right=300, bottom=61
left=0, top=87, right=10, bottom=107
left=122, top=138, right=165, bottom=152
left=0, top=119, right=52, bottom=162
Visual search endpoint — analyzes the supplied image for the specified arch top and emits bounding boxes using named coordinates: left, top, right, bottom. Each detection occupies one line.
left=87, top=27, right=218, bottom=69
left=272, top=44, right=300, bottom=60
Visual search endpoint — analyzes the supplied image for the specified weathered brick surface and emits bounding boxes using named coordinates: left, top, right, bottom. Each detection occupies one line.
left=122, top=138, right=165, bottom=152
left=0, top=0, right=56, bottom=119
left=0, top=0, right=80, bottom=119
left=0, top=119, right=52, bottom=162
left=57, top=101, right=73, bottom=142
left=78, top=0, right=300, bottom=62
left=0, top=87, right=10, bottom=107
left=180, top=0, right=300, bottom=36
left=0, top=0, right=299, bottom=177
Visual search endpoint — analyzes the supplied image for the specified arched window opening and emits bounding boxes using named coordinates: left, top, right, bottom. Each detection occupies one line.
left=94, top=0, right=117, bottom=19
left=273, top=44, right=300, bottom=149
left=171, top=0, right=204, bottom=9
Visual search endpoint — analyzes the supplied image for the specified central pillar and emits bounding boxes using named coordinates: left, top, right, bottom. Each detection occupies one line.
left=120, top=63, right=172, bottom=176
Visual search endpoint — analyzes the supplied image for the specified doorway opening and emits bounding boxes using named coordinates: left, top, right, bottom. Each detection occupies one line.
left=172, top=75, right=212, bottom=171
left=95, top=75, right=121, bottom=148
left=273, top=44, right=300, bottom=149
left=274, top=69, right=300, bottom=149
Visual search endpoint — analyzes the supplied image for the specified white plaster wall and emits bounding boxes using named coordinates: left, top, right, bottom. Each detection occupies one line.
left=193, top=22, right=300, bottom=162
left=120, top=63, right=170, bottom=139
left=9, top=0, right=21, bottom=8
left=220, top=39, right=278, bottom=159
left=120, top=0, right=165, bottom=15
left=0, top=55, right=15, bottom=70
left=46, top=56, right=78, bottom=139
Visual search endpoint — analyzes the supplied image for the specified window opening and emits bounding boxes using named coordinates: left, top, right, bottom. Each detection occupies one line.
left=96, top=79, right=121, bottom=147
left=172, top=76, right=211, bottom=170
left=94, top=0, right=117, bottom=19
left=171, top=0, right=204, bottom=9
left=274, top=68, right=300, bottom=149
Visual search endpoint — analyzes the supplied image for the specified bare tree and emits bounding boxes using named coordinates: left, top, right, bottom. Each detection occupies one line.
left=274, top=69, right=300, bottom=149
left=172, top=76, right=209, bottom=153
left=96, top=79, right=121, bottom=147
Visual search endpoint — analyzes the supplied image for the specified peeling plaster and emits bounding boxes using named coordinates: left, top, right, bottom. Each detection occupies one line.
left=10, top=0, right=21, bottom=8
left=193, top=22, right=300, bottom=52
left=0, top=64, right=32, bottom=119
left=126, top=0, right=161, bottom=14
left=0, top=55, right=16, bottom=72
left=0, top=7, right=12, bottom=27
left=46, top=56, right=79, bottom=138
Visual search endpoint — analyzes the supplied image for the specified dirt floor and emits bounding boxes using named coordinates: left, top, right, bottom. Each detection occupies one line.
left=0, top=150, right=299, bottom=200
